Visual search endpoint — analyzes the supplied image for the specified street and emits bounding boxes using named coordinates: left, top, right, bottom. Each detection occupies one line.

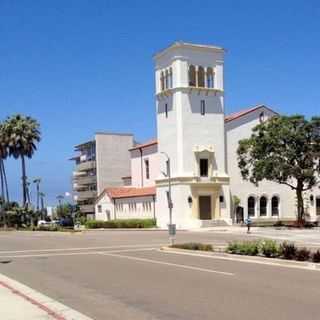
left=0, top=229, right=319, bottom=320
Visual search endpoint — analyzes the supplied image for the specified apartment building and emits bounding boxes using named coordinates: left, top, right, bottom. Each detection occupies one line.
left=71, top=132, right=134, bottom=218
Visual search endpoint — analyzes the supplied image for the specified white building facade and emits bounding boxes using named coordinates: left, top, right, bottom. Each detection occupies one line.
left=95, top=41, right=320, bottom=228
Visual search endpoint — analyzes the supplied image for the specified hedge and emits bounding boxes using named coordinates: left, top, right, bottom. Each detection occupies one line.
left=85, top=219, right=156, bottom=229
left=171, top=242, right=213, bottom=251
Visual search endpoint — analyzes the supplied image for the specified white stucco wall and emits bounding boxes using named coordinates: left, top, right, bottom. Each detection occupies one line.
left=130, top=143, right=159, bottom=187
left=95, top=194, right=156, bottom=221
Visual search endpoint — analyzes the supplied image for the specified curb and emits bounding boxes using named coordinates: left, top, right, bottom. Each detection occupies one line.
left=0, top=273, right=93, bottom=320
left=160, top=247, right=320, bottom=272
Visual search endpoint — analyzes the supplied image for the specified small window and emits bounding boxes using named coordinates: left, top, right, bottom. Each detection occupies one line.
left=165, top=103, right=168, bottom=118
left=98, top=205, right=102, bottom=213
left=259, top=112, right=265, bottom=123
left=145, top=159, right=150, bottom=179
left=200, top=158, right=209, bottom=177
left=207, top=67, right=214, bottom=88
left=201, top=100, right=205, bottom=115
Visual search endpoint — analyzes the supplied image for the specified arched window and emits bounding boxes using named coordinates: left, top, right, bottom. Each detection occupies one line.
left=259, top=196, right=267, bottom=216
left=169, top=67, right=173, bottom=88
left=189, top=65, right=196, bottom=86
left=248, top=196, right=255, bottom=217
left=271, top=196, right=279, bottom=216
left=160, top=71, right=164, bottom=91
left=259, top=112, right=265, bottom=123
left=207, top=67, right=214, bottom=88
left=165, top=70, right=169, bottom=90
left=198, top=66, right=205, bottom=87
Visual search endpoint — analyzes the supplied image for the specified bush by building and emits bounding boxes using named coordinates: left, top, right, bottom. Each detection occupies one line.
left=85, top=219, right=156, bottom=229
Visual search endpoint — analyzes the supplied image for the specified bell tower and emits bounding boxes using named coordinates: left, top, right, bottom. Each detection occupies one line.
left=154, top=42, right=231, bottom=229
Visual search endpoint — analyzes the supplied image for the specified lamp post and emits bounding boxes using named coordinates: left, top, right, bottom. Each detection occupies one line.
left=160, top=152, right=175, bottom=245
left=33, top=178, right=41, bottom=212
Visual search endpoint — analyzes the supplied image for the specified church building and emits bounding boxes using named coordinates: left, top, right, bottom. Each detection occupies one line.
left=94, top=41, right=320, bottom=229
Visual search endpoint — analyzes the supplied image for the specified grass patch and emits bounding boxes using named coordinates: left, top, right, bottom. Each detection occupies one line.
left=85, top=219, right=156, bottom=229
left=171, top=242, right=213, bottom=251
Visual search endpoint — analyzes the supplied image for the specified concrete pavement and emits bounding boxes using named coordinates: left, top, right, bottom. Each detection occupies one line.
left=0, top=230, right=319, bottom=319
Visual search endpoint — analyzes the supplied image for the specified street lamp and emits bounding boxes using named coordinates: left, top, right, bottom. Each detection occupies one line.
left=33, top=178, right=41, bottom=212
left=160, top=152, right=176, bottom=245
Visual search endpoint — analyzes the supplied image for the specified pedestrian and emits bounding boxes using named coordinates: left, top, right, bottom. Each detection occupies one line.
left=245, top=217, right=252, bottom=234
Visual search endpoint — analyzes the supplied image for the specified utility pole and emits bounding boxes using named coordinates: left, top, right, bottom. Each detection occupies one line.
left=33, top=178, right=41, bottom=212
left=161, top=152, right=175, bottom=245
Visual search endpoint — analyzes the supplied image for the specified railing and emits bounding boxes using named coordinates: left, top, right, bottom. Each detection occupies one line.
left=76, top=190, right=97, bottom=200
left=79, top=204, right=95, bottom=213
left=76, top=160, right=96, bottom=172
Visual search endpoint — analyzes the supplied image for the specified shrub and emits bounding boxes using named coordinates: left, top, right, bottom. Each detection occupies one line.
left=260, top=240, right=280, bottom=258
left=312, top=250, right=320, bottom=263
left=171, top=242, right=213, bottom=251
left=295, top=248, right=310, bottom=261
left=280, top=242, right=297, bottom=260
left=85, top=219, right=156, bottom=229
left=227, top=241, right=259, bottom=256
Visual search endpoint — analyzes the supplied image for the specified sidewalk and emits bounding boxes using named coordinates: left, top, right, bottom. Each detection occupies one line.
left=0, top=273, right=93, bottom=320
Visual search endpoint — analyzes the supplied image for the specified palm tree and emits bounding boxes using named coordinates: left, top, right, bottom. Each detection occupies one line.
left=0, top=123, right=9, bottom=203
left=3, top=114, right=41, bottom=208
left=33, top=178, right=41, bottom=211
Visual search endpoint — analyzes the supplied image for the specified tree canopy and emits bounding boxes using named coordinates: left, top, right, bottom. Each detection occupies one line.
left=237, top=115, right=320, bottom=223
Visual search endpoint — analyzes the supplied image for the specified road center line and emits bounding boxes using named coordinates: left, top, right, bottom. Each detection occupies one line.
left=0, top=243, right=165, bottom=254
left=99, top=252, right=234, bottom=276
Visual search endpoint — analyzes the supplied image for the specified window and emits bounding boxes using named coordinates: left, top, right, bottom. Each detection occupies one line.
left=169, top=67, right=173, bottom=88
left=160, top=71, right=164, bottom=91
left=259, top=196, right=267, bottom=216
left=188, top=65, right=196, bottom=86
left=200, top=100, right=205, bottom=115
left=259, top=112, right=265, bottom=123
left=165, top=103, right=168, bottom=118
left=145, top=159, right=150, bottom=179
left=207, top=67, right=214, bottom=88
left=198, top=66, right=205, bottom=87
left=316, top=198, right=320, bottom=216
left=200, top=158, right=209, bottom=177
left=165, top=70, right=169, bottom=89
left=271, top=196, right=279, bottom=216
left=248, top=196, right=255, bottom=217
left=97, top=205, right=102, bottom=213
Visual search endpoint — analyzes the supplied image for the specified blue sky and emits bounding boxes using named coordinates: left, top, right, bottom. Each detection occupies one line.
left=0, top=0, right=319, bottom=205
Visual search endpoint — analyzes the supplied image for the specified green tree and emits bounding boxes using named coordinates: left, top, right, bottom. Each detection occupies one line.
left=237, top=115, right=320, bottom=224
left=3, top=114, right=41, bottom=208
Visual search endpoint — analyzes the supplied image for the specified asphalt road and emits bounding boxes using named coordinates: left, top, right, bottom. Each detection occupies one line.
left=0, top=230, right=319, bottom=320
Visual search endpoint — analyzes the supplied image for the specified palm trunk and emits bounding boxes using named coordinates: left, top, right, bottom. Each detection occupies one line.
left=0, top=160, right=6, bottom=228
left=21, top=155, right=27, bottom=207
left=1, top=159, right=9, bottom=203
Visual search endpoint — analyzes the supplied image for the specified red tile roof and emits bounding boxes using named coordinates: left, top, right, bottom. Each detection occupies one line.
left=129, top=139, right=158, bottom=151
left=98, top=186, right=156, bottom=201
left=225, top=105, right=277, bottom=123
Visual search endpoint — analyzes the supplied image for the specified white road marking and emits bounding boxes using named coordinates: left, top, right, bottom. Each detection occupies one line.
left=0, top=248, right=157, bottom=259
left=99, top=252, right=234, bottom=276
left=0, top=243, right=165, bottom=254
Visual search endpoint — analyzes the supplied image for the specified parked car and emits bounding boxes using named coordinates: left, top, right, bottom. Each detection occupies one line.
left=59, top=217, right=74, bottom=227
left=37, top=220, right=50, bottom=227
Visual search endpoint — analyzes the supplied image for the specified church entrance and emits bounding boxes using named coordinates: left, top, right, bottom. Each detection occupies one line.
left=199, top=196, right=212, bottom=220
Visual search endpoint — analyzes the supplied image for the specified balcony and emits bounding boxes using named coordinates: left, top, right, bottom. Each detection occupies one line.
left=79, top=204, right=95, bottom=213
left=74, top=175, right=97, bottom=186
left=76, top=190, right=97, bottom=201
left=76, top=160, right=96, bottom=172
